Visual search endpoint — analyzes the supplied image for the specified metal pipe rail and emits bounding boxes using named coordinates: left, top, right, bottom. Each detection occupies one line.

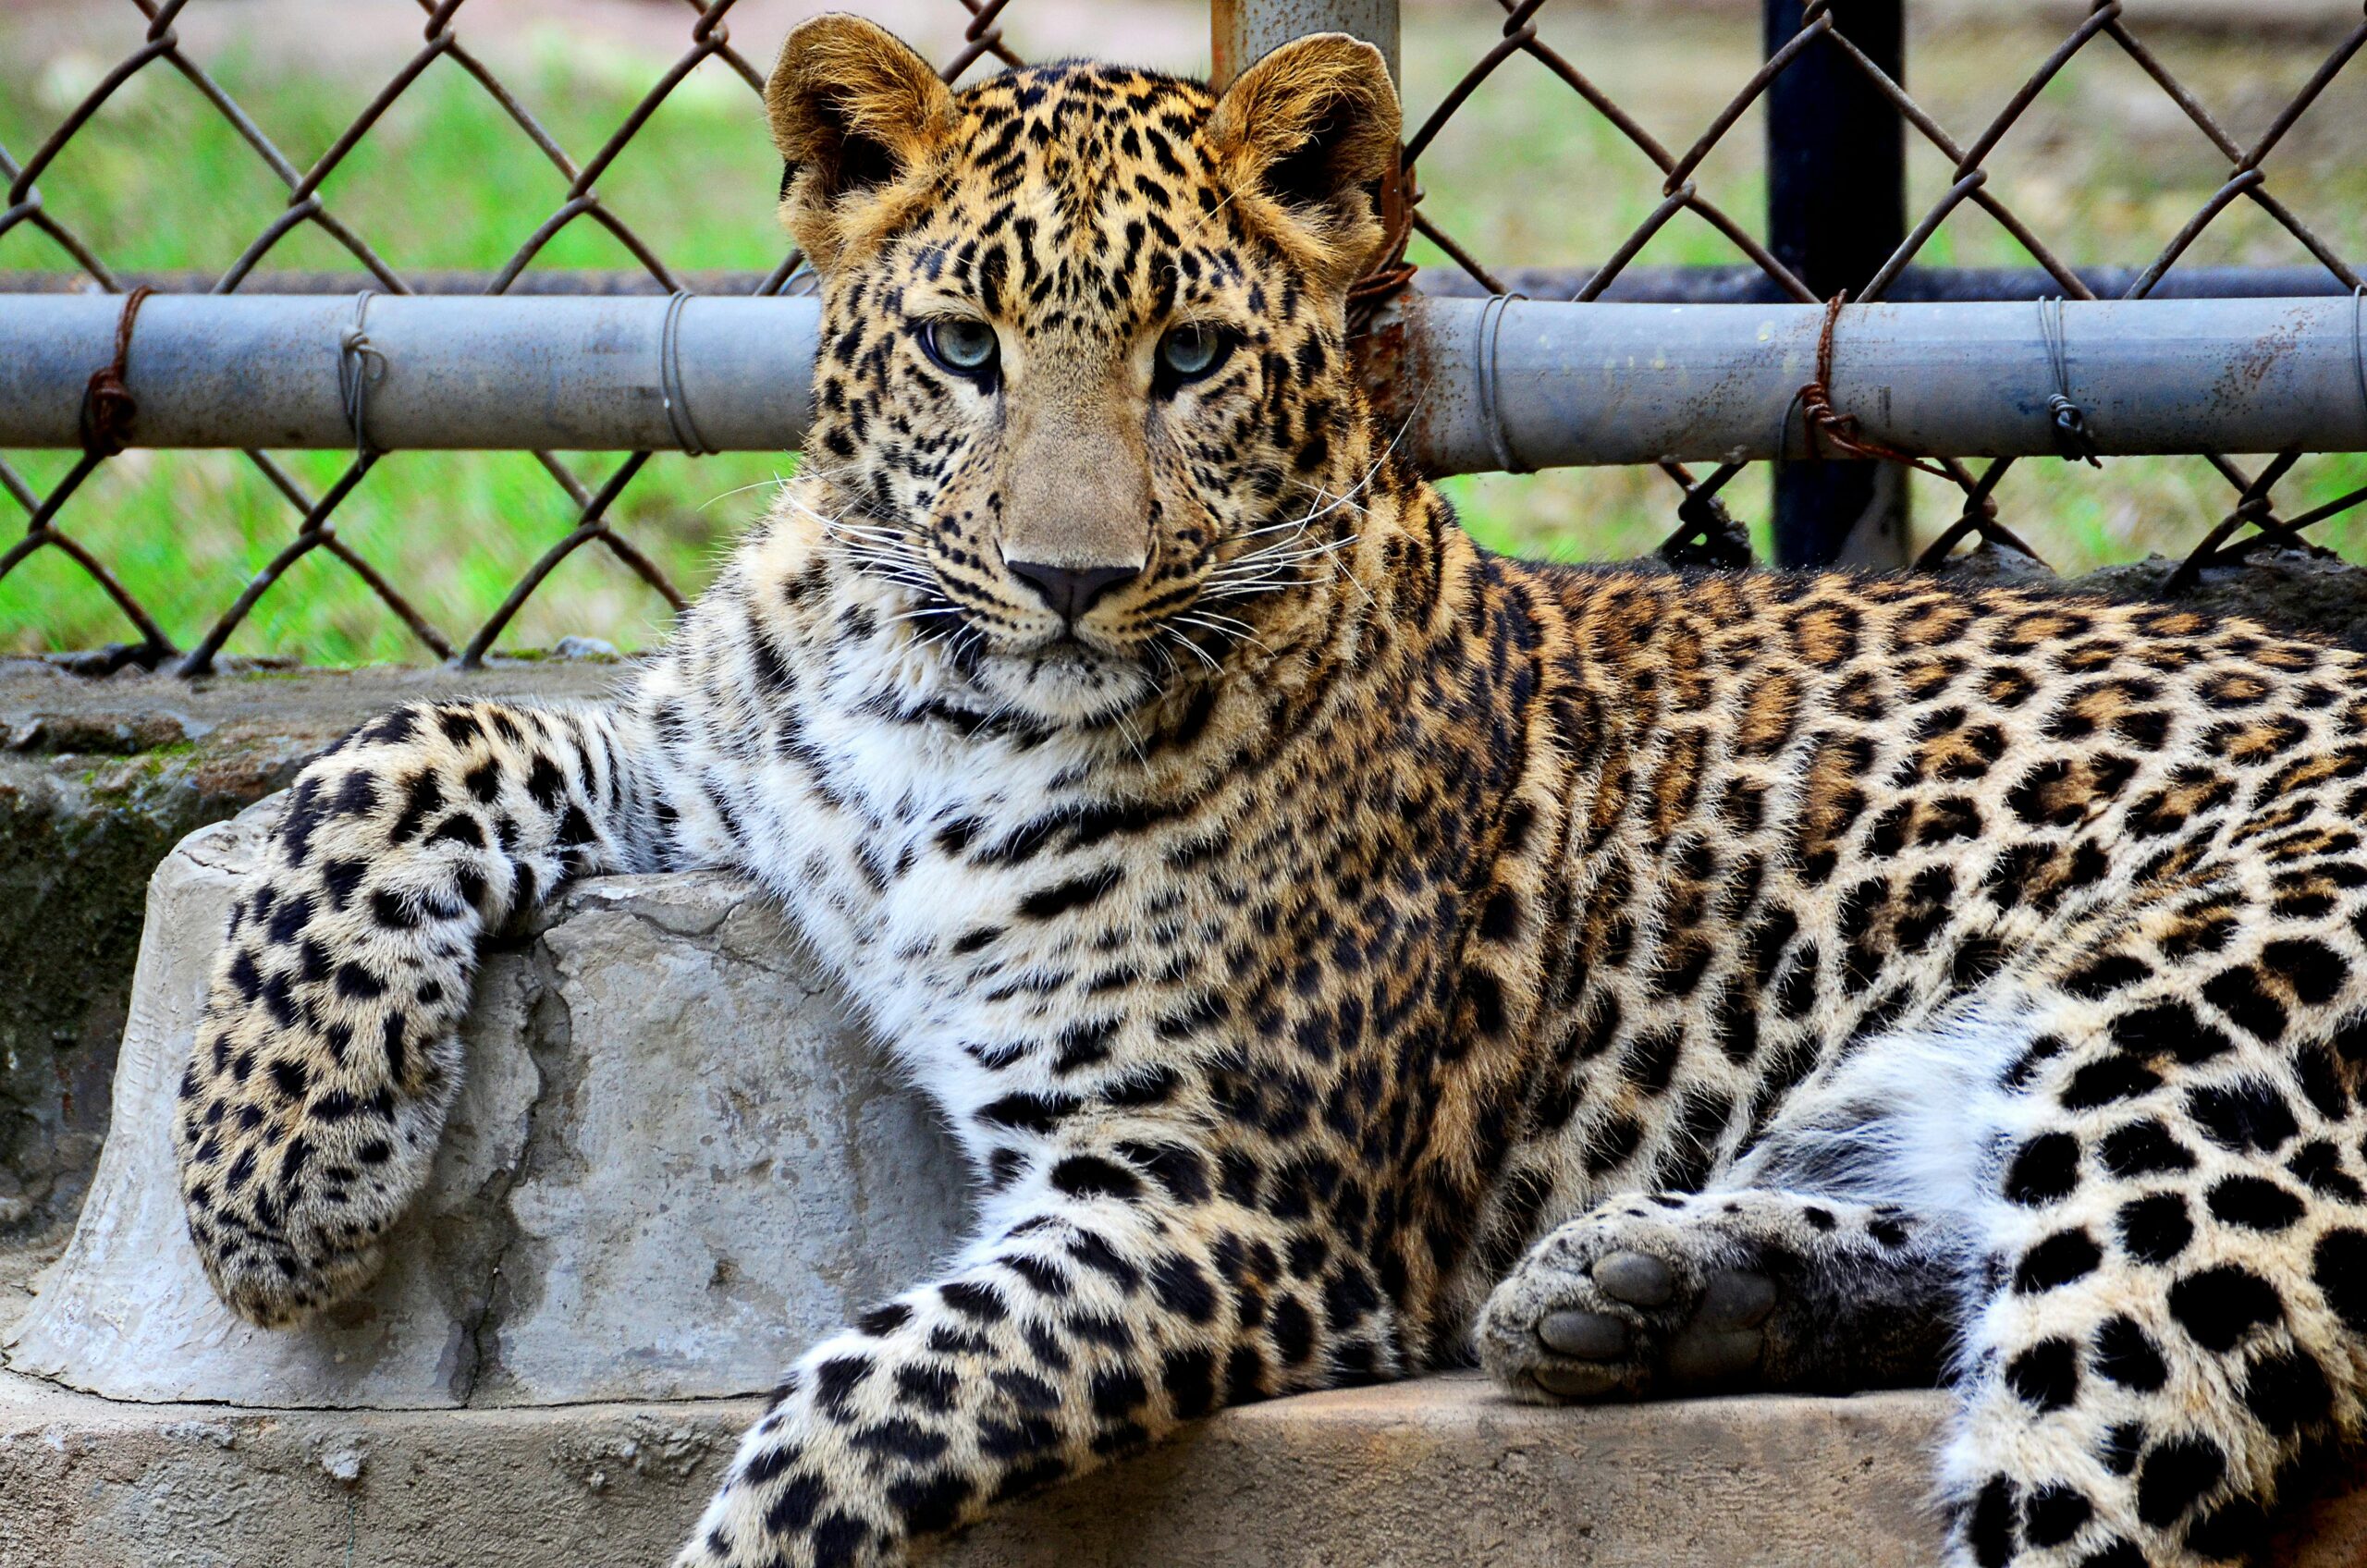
left=2, top=292, right=2363, bottom=473
left=1390, top=293, right=2367, bottom=470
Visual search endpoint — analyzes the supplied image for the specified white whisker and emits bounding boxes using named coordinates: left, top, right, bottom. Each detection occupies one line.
left=697, top=475, right=791, bottom=512
left=1176, top=612, right=1269, bottom=653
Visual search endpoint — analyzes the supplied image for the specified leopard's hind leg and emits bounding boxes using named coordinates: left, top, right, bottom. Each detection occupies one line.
left=1487, top=918, right=2367, bottom=1565
left=1478, top=992, right=2014, bottom=1406
left=1738, top=923, right=2367, bottom=1566
left=1928, top=948, right=2367, bottom=1566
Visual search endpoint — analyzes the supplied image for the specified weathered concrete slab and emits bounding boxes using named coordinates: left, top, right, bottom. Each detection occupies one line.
left=3, top=1369, right=2363, bottom=1568
left=0, top=655, right=628, bottom=1244
left=3, top=799, right=970, bottom=1408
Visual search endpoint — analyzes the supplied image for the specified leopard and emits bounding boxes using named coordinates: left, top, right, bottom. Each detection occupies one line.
left=168, top=15, right=2367, bottom=1568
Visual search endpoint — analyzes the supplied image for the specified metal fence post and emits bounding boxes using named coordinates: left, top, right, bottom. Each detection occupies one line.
left=1211, top=0, right=1401, bottom=87
left=1764, top=0, right=1910, bottom=569
left=1214, top=0, right=1410, bottom=426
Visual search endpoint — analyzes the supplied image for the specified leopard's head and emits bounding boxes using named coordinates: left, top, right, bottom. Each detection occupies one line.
left=767, top=15, right=1400, bottom=726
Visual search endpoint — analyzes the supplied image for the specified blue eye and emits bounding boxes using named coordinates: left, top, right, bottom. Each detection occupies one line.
left=1158, top=324, right=1230, bottom=386
left=922, top=318, right=999, bottom=379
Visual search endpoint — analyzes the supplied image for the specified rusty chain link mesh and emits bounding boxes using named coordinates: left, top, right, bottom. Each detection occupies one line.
left=4, top=0, right=2367, bottom=671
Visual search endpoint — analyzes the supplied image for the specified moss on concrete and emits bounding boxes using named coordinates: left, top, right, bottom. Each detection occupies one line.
left=0, top=736, right=297, bottom=1238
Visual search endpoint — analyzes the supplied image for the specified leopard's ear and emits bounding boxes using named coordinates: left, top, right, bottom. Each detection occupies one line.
left=1207, top=32, right=1402, bottom=291
left=766, top=14, right=956, bottom=270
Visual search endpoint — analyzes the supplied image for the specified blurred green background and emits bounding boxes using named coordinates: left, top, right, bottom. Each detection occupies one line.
left=4, top=0, right=2365, bottom=663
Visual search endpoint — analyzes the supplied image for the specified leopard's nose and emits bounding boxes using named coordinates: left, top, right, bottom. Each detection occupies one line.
left=1005, top=559, right=1140, bottom=624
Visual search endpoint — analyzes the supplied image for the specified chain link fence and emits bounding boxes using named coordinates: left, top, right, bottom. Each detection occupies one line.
left=1390, top=0, right=2367, bottom=579
left=2, top=0, right=1013, bottom=670
left=4, top=0, right=2367, bottom=670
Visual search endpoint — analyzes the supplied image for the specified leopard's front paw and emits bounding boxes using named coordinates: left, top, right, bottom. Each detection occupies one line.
left=189, top=1219, right=388, bottom=1329
left=1476, top=1202, right=1778, bottom=1403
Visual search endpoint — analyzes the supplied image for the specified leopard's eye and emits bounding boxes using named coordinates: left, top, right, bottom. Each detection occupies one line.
left=1156, top=323, right=1232, bottom=390
left=921, top=318, right=1000, bottom=380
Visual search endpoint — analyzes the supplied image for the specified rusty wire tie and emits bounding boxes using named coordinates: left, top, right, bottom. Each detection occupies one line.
left=2039, top=295, right=2102, bottom=467
left=1345, top=157, right=1420, bottom=338
left=78, top=285, right=153, bottom=457
left=337, top=290, right=387, bottom=461
left=660, top=288, right=715, bottom=458
left=1792, top=293, right=1952, bottom=479
left=1475, top=291, right=1531, bottom=474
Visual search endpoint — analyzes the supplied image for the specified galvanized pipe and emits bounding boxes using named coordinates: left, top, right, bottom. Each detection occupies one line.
left=0, top=293, right=817, bottom=456
left=1377, top=292, right=2367, bottom=470
left=3, top=292, right=2365, bottom=471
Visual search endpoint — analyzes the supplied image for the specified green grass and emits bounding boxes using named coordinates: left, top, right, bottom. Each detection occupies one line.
left=5, top=7, right=2367, bottom=662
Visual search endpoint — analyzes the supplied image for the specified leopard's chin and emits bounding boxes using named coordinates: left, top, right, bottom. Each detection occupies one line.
left=966, top=638, right=1165, bottom=729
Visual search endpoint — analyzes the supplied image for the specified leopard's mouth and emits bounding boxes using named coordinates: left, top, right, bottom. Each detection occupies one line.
left=917, top=594, right=1156, bottom=668
left=885, top=573, right=1206, bottom=727
left=949, top=623, right=1169, bottom=728
left=998, top=632, right=1153, bottom=686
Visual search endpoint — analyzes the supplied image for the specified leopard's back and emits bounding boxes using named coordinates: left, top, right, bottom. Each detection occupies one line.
left=1471, top=565, right=2367, bottom=1261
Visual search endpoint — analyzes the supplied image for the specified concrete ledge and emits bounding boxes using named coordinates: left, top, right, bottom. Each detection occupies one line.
left=5, top=802, right=969, bottom=1408
left=0, top=1371, right=1943, bottom=1567
left=6, top=1371, right=2363, bottom=1567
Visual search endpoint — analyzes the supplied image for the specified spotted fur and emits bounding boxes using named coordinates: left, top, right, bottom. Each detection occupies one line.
left=172, top=18, right=2367, bottom=1567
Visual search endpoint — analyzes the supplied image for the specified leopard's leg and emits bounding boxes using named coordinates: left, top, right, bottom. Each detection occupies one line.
left=1476, top=1186, right=1964, bottom=1402
left=1932, top=949, right=2367, bottom=1567
left=674, top=1137, right=1385, bottom=1568
left=172, top=698, right=661, bottom=1327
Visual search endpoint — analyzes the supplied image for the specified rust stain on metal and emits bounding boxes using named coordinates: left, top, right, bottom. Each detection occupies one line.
left=1352, top=295, right=1443, bottom=474
left=2210, top=305, right=2307, bottom=416
left=1209, top=0, right=1246, bottom=87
